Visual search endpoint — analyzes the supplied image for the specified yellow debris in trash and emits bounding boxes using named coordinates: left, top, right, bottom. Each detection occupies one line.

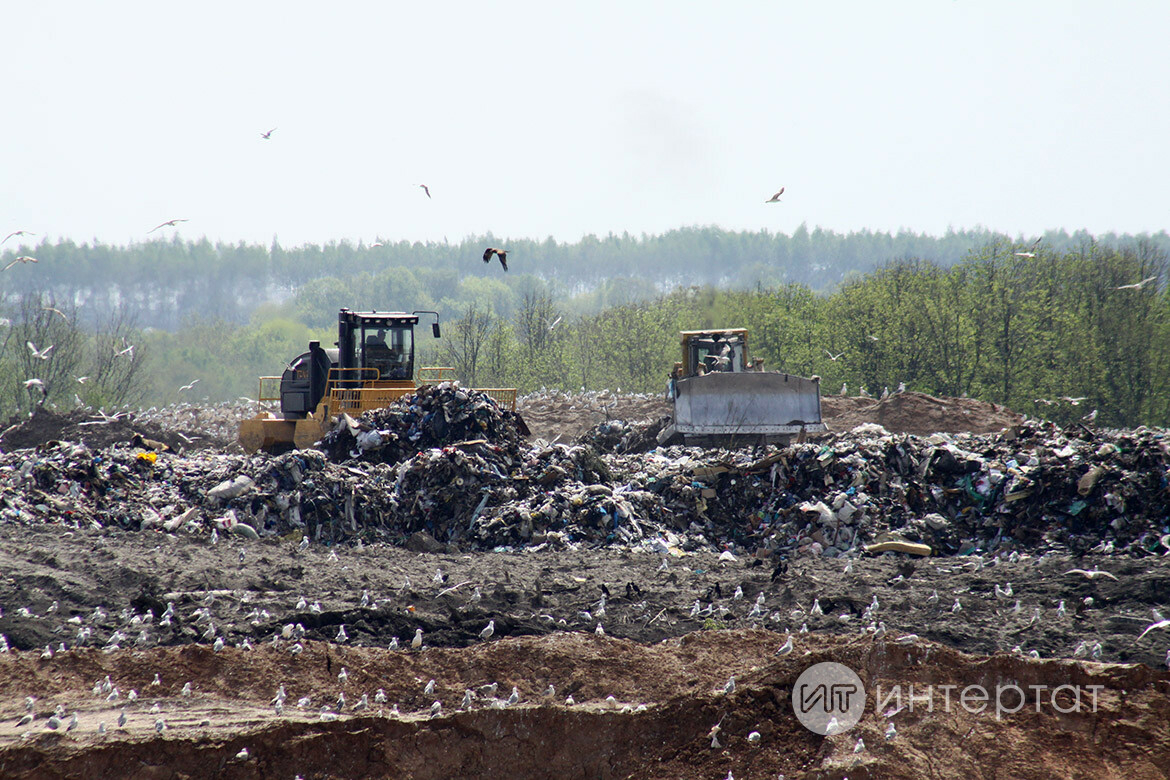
left=864, top=540, right=932, bottom=557
left=136, top=452, right=158, bottom=465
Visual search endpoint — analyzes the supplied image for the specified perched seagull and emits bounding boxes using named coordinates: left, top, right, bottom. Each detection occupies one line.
left=824, top=349, right=844, bottom=361
left=27, top=341, right=54, bottom=360
left=2, top=255, right=37, bottom=271
left=765, top=187, right=785, bottom=202
left=482, top=247, right=508, bottom=271
left=775, top=635, right=794, bottom=655
left=411, top=628, right=423, bottom=650
left=261, top=127, right=277, bottom=139
left=722, top=676, right=736, bottom=695
left=1065, top=568, right=1118, bottom=581
left=148, top=219, right=188, bottom=233
left=418, top=184, right=431, bottom=198
left=479, top=620, right=494, bottom=641
left=424, top=679, right=436, bottom=696
left=2, top=230, right=35, bottom=244
left=1116, top=276, right=1157, bottom=290
left=1083, top=409, right=1098, bottom=423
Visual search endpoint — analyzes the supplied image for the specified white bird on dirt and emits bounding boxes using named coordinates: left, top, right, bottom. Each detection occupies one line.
left=733, top=585, right=744, bottom=600
left=336, top=625, right=348, bottom=643
left=412, top=628, right=423, bottom=650
left=564, top=695, right=575, bottom=706
left=810, top=599, right=823, bottom=616
left=1057, top=600, right=1067, bottom=617
left=429, top=701, right=442, bottom=718
left=352, top=693, right=369, bottom=712
left=360, top=590, right=370, bottom=608
left=97, top=721, right=106, bottom=734
left=595, top=623, right=606, bottom=636
left=951, top=599, right=962, bottom=613
left=297, top=696, right=312, bottom=709
left=994, top=583, right=1013, bottom=599
left=338, top=668, right=349, bottom=686
left=388, top=636, right=399, bottom=650
left=67, top=712, right=78, bottom=732
left=181, top=682, right=193, bottom=697
left=155, top=718, right=166, bottom=733
left=722, top=676, right=736, bottom=695
left=506, top=687, right=520, bottom=706
left=747, top=730, right=761, bottom=745
left=118, top=710, right=127, bottom=728
left=298, top=537, right=310, bottom=553
left=309, top=601, right=322, bottom=614
left=17, top=713, right=34, bottom=727
left=461, top=689, right=473, bottom=709
left=775, top=635, right=794, bottom=656
left=479, top=620, right=494, bottom=641
left=424, top=679, right=435, bottom=696
left=213, top=637, right=225, bottom=652
left=336, top=691, right=346, bottom=711
left=433, top=568, right=445, bottom=585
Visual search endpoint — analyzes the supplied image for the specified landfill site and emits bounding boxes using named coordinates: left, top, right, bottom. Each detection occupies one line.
left=1, top=387, right=1169, bottom=780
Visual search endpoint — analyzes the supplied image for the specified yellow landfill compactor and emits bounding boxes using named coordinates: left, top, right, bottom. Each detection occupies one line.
left=238, top=308, right=518, bottom=454
left=658, top=329, right=826, bottom=447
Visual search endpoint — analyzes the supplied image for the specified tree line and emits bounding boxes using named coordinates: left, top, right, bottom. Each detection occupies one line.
left=4, top=227, right=1167, bottom=331
left=1, top=238, right=1165, bottom=429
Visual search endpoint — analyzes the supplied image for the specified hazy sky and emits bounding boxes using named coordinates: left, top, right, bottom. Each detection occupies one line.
left=3, top=1, right=1168, bottom=249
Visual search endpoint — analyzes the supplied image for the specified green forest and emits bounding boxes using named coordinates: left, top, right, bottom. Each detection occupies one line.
left=1, top=227, right=1167, bottom=429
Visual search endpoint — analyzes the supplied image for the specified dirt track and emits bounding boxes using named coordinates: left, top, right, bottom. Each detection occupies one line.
left=2, top=392, right=1168, bottom=779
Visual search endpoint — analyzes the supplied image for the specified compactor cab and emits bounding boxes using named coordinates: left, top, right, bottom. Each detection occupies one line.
left=239, top=308, right=519, bottom=454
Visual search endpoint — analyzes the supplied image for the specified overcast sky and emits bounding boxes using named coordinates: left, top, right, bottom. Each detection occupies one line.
left=2, top=1, right=1167, bottom=249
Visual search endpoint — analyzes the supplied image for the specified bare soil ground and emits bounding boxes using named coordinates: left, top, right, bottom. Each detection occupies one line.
left=2, top=392, right=1167, bottom=780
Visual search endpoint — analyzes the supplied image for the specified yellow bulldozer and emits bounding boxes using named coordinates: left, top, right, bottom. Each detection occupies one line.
left=238, top=308, right=518, bottom=453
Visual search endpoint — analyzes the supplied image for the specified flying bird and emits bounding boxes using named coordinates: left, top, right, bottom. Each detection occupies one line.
left=261, top=127, right=277, bottom=139
left=483, top=247, right=508, bottom=271
left=2, top=230, right=35, bottom=244
left=824, top=349, right=844, bottom=361
left=27, top=341, right=54, bottom=360
left=1138, top=618, right=1170, bottom=641
left=3, top=255, right=38, bottom=271
left=1116, top=276, right=1157, bottom=291
left=418, top=184, right=431, bottom=198
left=179, top=379, right=199, bottom=391
left=765, top=187, right=785, bottom=203
left=1065, top=568, right=1118, bottom=581
left=148, top=219, right=188, bottom=233
left=1013, top=252, right=1036, bottom=258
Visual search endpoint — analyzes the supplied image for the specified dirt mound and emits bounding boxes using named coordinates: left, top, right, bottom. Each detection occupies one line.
left=1, top=631, right=1166, bottom=780
left=520, top=391, right=669, bottom=443
left=0, top=408, right=199, bottom=454
left=822, top=391, right=1023, bottom=436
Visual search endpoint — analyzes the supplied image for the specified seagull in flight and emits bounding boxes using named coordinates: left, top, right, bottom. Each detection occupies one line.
left=116, top=343, right=135, bottom=359
left=148, top=219, right=188, bottom=233
left=2, top=230, right=35, bottom=244
left=23, top=378, right=45, bottom=389
left=824, top=349, right=844, bottom=361
left=1065, top=568, right=1118, bottom=581
left=1116, top=276, right=1157, bottom=291
left=179, top=379, right=200, bottom=391
left=43, top=306, right=69, bottom=322
left=1138, top=618, right=1170, bottom=641
left=27, top=341, right=54, bottom=360
left=3, top=256, right=38, bottom=271
left=1013, top=252, right=1036, bottom=258
left=483, top=247, right=508, bottom=271
left=765, top=187, right=785, bottom=203
left=261, top=127, right=277, bottom=139
left=418, top=184, right=431, bottom=198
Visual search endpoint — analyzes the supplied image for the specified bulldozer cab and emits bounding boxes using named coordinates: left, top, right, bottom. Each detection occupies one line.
left=679, top=329, right=749, bottom=377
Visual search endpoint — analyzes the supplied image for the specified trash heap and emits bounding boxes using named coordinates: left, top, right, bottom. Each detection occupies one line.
left=578, top=417, right=671, bottom=455
left=1, top=402, right=1168, bottom=557
left=318, top=383, right=525, bottom=466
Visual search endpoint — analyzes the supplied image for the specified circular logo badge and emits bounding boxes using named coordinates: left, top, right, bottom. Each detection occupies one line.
left=792, top=662, right=866, bottom=735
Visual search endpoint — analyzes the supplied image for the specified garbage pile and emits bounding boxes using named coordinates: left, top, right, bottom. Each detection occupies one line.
left=0, top=406, right=1167, bottom=557
left=319, top=384, right=525, bottom=466
left=578, top=416, right=671, bottom=455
